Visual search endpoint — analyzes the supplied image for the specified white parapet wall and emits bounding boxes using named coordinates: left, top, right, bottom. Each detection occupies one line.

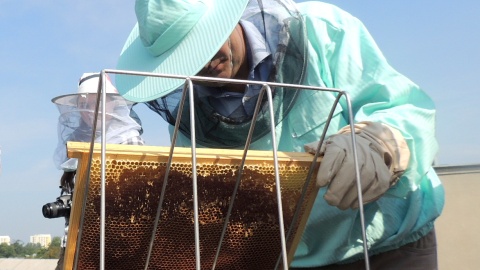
left=435, top=164, right=480, bottom=269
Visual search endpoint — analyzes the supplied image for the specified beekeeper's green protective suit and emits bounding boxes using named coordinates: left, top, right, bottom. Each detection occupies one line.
left=169, top=2, right=444, bottom=266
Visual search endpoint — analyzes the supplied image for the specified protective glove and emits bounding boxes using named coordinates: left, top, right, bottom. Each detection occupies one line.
left=304, top=121, right=410, bottom=210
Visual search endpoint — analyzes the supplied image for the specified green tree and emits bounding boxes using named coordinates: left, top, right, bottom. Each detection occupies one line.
left=24, top=242, right=43, bottom=258
left=0, top=237, right=62, bottom=258
left=35, top=247, right=48, bottom=258
left=0, top=243, right=16, bottom=258
left=12, top=240, right=25, bottom=257
left=40, top=236, right=61, bottom=259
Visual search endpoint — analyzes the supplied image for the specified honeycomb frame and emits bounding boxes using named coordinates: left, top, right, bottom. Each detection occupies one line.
left=64, top=141, right=320, bottom=269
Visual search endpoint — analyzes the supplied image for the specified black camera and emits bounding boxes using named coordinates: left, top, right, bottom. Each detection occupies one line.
left=42, top=194, right=72, bottom=219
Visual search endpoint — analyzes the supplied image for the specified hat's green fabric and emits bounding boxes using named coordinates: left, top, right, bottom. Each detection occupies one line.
left=116, top=0, right=250, bottom=102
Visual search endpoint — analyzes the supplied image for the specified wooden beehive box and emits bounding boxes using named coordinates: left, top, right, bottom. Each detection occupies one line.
left=63, top=141, right=320, bottom=269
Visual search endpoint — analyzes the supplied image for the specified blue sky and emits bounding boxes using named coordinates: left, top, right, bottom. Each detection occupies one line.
left=0, top=1, right=478, bottom=244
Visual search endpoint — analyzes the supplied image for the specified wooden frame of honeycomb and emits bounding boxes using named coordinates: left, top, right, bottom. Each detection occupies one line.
left=63, top=141, right=320, bottom=269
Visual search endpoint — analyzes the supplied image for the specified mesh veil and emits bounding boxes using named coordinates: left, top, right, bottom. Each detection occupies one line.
left=146, top=0, right=308, bottom=148
left=53, top=94, right=143, bottom=170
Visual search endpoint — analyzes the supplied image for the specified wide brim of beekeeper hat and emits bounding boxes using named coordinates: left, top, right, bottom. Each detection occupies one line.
left=116, top=0, right=250, bottom=103
left=52, top=72, right=120, bottom=106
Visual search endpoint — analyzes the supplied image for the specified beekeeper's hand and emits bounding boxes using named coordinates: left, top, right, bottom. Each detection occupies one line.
left=304, top=121, right=410, bottom=210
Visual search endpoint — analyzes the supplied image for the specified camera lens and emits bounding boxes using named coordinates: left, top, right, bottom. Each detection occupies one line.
left=42, top=201, right=70, bottom=219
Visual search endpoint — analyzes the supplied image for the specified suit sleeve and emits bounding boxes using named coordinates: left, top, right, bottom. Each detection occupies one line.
left=301, top=2, right=438, bottom=195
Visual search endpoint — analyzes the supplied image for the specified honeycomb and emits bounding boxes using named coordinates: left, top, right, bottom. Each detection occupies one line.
left=66, top=144, right=319, bottom=270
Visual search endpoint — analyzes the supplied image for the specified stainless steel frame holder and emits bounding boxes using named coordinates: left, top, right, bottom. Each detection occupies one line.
left=73, top=69, right=371, bottom=270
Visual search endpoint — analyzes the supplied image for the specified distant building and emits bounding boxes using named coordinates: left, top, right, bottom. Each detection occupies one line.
left=30, top=234, right=51, bottom=248
left=0, top=235, right=10, bottom=245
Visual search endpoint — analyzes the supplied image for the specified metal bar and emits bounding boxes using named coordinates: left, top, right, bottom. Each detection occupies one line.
left=263, top=85, right=289, bottom=270
left=211, top=84, right=267, bottom=270
left=343, top=91, right=370, bottom=270
left=105, top=69, right=341, bottom=94
left=185, top=79, right=202, bottom=270
left=99, top=71, right=108, bottom=270
left=143, top=82, right=190, bottom=269
left=72, top=72, right=106, bottom=270
left=275, top=91, right=344, bottom=270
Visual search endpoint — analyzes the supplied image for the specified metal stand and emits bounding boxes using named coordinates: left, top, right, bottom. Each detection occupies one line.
left=72, top=69, right=370, bottom=270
